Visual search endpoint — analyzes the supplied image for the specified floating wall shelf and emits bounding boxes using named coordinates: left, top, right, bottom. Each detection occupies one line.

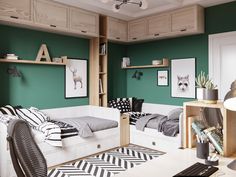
left=122, top=58, right=169, bottom=69
left=0, top=59, right=67, bottom=66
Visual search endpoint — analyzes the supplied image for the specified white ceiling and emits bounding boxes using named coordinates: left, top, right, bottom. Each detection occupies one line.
left=53, top=0, right=236, bottom=20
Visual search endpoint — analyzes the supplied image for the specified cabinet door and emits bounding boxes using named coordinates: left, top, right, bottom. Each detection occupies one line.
left=147, top=14, right=171, bottom=38
left=171, top=6, right=196, bottom=33
left=34, top=0, right=68, bottom=29
left=0, top=0, right=31, bottom=20
left=108, top=17, right=127, bottom=42
left=128, top=18, right=147, bottom=41
left=70, top=8, right=99, bottom=37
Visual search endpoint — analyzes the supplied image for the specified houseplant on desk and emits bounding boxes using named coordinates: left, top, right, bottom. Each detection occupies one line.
left=203, top=80, right=218, bottom=104
left=196, top=71, right=208, bottom=101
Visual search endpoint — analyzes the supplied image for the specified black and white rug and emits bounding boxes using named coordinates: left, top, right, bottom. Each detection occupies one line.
left=48, top=145, right=165, bottom=177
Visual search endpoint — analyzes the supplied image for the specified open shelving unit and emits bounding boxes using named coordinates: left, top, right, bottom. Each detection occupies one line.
left=184, top=101, right=236, bottom=157
left=122, top=58, right=169, bottom=69
left=0, top=58, right=67, bottom=66
left=89, top=15, right=108, bottom=107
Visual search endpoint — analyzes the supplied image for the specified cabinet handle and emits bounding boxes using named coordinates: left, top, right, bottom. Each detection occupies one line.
left=81, top=30, right=87, bottom=33
left=116, top=37, right=120, bottom=40
left=152, top=142, right=156, bottom=146
left=50, top=24, right=57, bottom=28
left=10, top=16, right=19, bottom=19
left=97, top=144, right=101, bottom=149
left=154, top=33, right=159, bottom=36
left=123, top=117, right=127, bottom=120
left=132, top=37, right=137, bottom=40
left=180, top=29, right=187, bottom=32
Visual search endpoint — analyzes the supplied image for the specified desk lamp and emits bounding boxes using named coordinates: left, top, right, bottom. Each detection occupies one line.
left=224, top=80, right=236, bottom=170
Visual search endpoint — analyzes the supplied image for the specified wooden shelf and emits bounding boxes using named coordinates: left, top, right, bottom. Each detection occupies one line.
left=122, top=58, right=169, bottom=69
left=184, top=100, right=236, bottom=157
left=0, top=59, right=66, bottom=66
left=99, top=72, right=107, bottom=75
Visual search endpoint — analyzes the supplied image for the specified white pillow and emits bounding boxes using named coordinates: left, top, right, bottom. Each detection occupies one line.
left=16, top=107, right=50, bottom=127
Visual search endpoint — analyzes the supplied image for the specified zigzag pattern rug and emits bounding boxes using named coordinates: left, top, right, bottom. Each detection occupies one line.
left=47, top=145, right=165, bottom=177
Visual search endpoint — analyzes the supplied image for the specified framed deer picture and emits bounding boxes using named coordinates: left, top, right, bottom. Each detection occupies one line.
left=65, top=58, right=88, bottom=98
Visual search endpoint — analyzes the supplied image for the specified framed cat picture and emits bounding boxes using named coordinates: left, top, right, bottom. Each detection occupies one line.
left=171, top=58, right=196, bottom=98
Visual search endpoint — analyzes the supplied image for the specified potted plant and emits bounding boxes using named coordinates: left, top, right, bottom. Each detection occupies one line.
left=195, top=71, right=208, bottom=101
left=203, top=80, right=218, bottom=104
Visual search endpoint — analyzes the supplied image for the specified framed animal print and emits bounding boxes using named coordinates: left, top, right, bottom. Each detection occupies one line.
left=157, top=70, right=168, bottom=86
left=65, top=58, right=88, bottom=98
left=171, top=58, right=196, bottom=98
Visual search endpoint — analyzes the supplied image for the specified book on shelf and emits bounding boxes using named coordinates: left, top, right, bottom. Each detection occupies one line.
left=204, top=127, right=224, bottom=155
left=99, top=79, right=103, bottom=94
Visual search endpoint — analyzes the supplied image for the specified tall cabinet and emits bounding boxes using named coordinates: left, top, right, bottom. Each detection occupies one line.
left=90, top=16, right=108, bottom=107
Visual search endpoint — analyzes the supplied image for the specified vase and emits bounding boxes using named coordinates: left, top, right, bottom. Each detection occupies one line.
left=196, top=88, right=204, bottom=101
left=203, top=89, right=218, bottom=104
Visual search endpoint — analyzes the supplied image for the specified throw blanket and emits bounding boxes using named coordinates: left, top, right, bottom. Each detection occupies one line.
left=59, top=118, right=93, bottom=138
left=125, top=112, right=151, bottom=125
left=135, top=114, right=179, bottom=137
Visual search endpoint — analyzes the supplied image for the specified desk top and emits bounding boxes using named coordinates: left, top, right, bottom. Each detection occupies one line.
left=115, top=149, right=236, bottom=177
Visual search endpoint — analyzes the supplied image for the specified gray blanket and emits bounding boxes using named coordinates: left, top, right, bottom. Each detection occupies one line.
left=60, top=118, right=93, bottom=138
left=135, top=114, right=179, bottom=137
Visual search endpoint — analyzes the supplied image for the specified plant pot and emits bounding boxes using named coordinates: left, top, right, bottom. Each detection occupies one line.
left=197, top=88, right=204, bottom=101
left=203, top=89, right=218, bottom=104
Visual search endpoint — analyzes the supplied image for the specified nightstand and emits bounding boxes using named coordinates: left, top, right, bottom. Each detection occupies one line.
left=120, top=114, right=130, bottom=146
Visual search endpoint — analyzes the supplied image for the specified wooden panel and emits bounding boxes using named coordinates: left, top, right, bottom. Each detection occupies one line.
left=128, top=18, right=147, bottom=41
left=0, top=0, right=31, bottom=20
left=147, top=13, right=171, bottom=37
left=70, top=8, right=99, bottom=36
left=171, top=6, right=196, bottom=32
left=107, top=17, right=127, bottom=42
left=34, top=0, right=68, bottom=29
left=120, top=114, right=130, bottom=146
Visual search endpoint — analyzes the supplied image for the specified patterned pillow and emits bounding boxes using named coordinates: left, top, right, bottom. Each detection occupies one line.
left=0, top=105, right=17, bottom=116
left=16, top=107, right=50, bottom=127
left=109, top=100, right=131, bottom=113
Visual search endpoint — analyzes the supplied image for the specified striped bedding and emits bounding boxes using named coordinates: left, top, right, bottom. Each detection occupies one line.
left=125, top=112, right=151, bottom=125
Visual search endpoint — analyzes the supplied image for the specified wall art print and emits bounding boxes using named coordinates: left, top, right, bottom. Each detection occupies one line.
left=171, top=58, right=196, bottom=98
left=65, top=58, right=87, bottom=98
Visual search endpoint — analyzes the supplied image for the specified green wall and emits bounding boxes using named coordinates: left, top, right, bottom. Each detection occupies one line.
left=109, top=1, right=236, bottom=106
left=0, top=25, right=89, bottom=109
left=108, top=42, right=127, bottom=100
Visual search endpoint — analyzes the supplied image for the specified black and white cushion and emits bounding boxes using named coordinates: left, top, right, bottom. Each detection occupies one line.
left=116, top=100, right=131, bottom=113
left=16, top=107, right=50, bottom=127
left=126, top=112, right=151, bottom=125
left=0, top=105, right=17, bottom=115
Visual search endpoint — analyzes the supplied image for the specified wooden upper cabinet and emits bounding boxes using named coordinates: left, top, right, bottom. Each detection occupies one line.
left=70, top=8, right=99, bottom=37
left=128, top=18, right=147, bottom=41
left=147, top=13, right=171, bottom=38
left=34, top=0, right=68, bottom=29
left=107, top=17, right=127, bottom=42
left=0, top=0, right=32, bottom=21
left=171, top=5, right=204, bottom=34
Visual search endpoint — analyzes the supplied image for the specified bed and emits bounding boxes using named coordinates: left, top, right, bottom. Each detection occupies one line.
left=0, top=105, right=120, bottom=177
left=128, top=103, right=184, bottom=152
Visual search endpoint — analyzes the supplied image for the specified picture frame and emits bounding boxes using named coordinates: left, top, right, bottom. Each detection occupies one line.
left=171, top=58, right=196, bottom=98
left=157, top=70, right=168, bottom=86
left=65, top=58, right=88, bottom=98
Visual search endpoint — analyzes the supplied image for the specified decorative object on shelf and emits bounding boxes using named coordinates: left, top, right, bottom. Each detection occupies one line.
left=5, top=54, right=18, bottom=60
left=224, top=80, right=236, bottom=170
left=7, top=66, right=22, bottom=77
left=52, top=57, right=63, bottom=63
left=171, top=58, right=196, bottom=98
left=202, top=80, right=218, bottom=104
left=157, top=70, right=168, bottom=86
left=152, top=60, right=162, bottom=65
left=65, top=58, right=87, bottom=98
left=101, top=0, right=148, bottom=12
left=121, top=57, right=130, bottom=68
left=132, top=70, right=143, bottom=80
left=99, top=43, right=106, bottom=55
left=196, top=71, right=210, bottom=101
left=35, top=44, right=51, bottom=62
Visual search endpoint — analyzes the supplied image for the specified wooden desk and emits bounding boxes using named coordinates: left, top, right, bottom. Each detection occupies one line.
left=115, top=149, right=236, bottom=177
left=183, top=101, right=236, bottom=157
